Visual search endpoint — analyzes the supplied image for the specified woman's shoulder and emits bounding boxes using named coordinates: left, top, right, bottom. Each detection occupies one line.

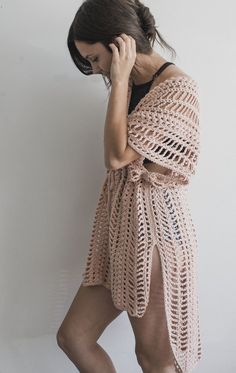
left=150, top=70, right=199, bottom=102
left=152, top=64, right=197, bottom=91
left=155, top=64, right=189, bottom=82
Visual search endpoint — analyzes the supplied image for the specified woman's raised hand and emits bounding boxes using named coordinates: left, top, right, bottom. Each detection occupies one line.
left=109, top=33, right=136, bottom=84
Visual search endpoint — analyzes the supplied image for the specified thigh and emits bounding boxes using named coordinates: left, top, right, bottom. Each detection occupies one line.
left=58, top=282, right=123, bottom=343
left=127, top=244, right=174, bottom=363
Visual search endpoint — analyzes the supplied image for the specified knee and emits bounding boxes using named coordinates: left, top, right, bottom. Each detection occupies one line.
left=135, top=346, right=175, bottom=373
left=56, top=326, right=81, bottom=354
left=56, top=327, right=70, bottom=352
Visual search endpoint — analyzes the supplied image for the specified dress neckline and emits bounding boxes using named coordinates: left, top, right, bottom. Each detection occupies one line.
left=132, top=62, right=175, bottom=88
left=127, top=75, right=197, bottom=118
left=132, top=79, right=153, bottom=88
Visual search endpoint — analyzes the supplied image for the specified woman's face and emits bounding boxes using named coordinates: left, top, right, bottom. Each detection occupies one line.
left=74, top=40, right=112, bottom=78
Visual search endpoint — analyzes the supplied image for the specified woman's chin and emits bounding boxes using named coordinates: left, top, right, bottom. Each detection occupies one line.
left=101, top=71, right=110, bottom=78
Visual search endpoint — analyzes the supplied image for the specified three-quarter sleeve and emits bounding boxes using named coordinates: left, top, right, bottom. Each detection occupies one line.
left=127, top=77, right=200, bottom=183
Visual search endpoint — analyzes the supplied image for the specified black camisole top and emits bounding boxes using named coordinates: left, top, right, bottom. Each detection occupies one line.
left=128, top=61, right=175, bottom=164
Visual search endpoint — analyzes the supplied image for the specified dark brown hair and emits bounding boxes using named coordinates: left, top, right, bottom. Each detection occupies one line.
left=67, top=0, right=176, bottom=90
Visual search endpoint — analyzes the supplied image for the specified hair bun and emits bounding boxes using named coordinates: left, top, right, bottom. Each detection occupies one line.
left=133, top=0, right=156, bottom=41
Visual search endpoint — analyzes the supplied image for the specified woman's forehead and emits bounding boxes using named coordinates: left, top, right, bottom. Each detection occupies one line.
left=74, top=41, right=102, bottom=57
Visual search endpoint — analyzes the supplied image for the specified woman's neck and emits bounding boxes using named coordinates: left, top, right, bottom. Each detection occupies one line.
left=130, top=50, right=167, bottom=85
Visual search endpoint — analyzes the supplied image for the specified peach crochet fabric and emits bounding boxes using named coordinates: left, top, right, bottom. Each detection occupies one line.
left=82, top=75, right=202, bottom=372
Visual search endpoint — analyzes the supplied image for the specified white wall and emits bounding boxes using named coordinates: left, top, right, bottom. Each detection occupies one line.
left=1, top=0, right=235, bottom=372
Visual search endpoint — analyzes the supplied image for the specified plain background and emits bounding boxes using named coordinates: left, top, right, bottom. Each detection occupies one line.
left=1, top=0, right=235, bottom=372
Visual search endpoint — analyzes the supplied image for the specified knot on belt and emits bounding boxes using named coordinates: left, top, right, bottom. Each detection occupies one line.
left=127, top=165, right=183, bottom=188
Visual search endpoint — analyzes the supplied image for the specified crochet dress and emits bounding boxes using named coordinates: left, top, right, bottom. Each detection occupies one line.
left=81, top=73, right=202, bottom=373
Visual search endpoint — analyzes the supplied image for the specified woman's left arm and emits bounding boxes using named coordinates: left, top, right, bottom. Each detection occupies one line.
left=104, top=79, right=129, bottom=169
left=104, top=79, right=141, bottom=169
left=104, top=34, right=140, bottom=169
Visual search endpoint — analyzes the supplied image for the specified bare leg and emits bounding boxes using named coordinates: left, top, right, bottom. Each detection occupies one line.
left=127, top=244, right=176, bottom=373
left=56, top=282, right=123, bottom=372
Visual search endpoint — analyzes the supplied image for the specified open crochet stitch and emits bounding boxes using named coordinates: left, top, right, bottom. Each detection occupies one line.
left=82, top=75, right=202, bottom=373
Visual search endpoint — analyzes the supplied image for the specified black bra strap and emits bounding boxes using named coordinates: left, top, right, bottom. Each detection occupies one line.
left=131, top=62, right=175, bottom=89
left=153, top=62, right=175, bottom=79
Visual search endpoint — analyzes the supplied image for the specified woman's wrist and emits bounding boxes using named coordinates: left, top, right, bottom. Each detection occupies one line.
left=111, top=77, right=129, bottom=88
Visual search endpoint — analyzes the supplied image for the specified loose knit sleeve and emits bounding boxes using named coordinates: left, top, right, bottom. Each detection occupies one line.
left=127, top=77, right=200, bottom=183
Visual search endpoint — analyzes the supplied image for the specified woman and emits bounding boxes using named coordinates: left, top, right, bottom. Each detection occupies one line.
left=57, top=1, right=202, bottom=372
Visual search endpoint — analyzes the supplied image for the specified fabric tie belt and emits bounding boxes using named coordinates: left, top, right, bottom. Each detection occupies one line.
left=106, top=164, right=188, bottom=217
left=126, top=165, right=184, bottom=188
